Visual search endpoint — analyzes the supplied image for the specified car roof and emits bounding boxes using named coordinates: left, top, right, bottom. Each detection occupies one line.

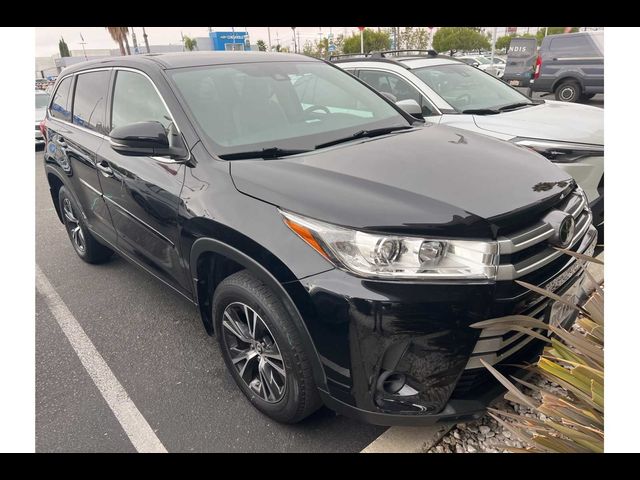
left=334, top=55, right=462, bottom=69
left=60, top=51, right=317, bottom=76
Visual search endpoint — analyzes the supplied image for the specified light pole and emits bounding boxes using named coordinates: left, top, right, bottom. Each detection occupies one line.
left=267, top=27, right=272, bottom=51
left=142, top=27, right=150, bottom=53
left=490, top=26, right=497, bottom=75
left=79, top=32, right=87, bottom=60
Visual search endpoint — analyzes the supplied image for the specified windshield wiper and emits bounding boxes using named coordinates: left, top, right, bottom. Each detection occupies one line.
left=460, top=108, right=500, bottom=115
left=497, top=102, right=534, bottom=111
left=314, top=126, right=414, bottom=150
left=218, top=147, right=312, bottom=160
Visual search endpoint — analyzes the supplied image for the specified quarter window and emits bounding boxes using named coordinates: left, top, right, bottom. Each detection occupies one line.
left=358, top=70, right=436, bottom=116
left=49, top=76, right=73, bottom=122
left=72, top=71, right=110, bottom=134
left=111, top=71, right=172, bottom=132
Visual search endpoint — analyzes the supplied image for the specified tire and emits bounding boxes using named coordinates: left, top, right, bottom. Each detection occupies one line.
left=213, top=270, right=321, bottom=423
left=555, top=80, right=581, bottom=103
left=581, top=92, right=596, bottom=101
left=58, top=186, right=113, bottom=264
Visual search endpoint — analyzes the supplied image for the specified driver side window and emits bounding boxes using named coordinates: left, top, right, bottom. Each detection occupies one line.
left=359, top=70, right=436, bottom=117
left=111, top=70, right=172, bottom=133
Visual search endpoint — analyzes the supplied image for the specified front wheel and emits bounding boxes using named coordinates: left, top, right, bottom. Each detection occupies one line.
left=213, top=270, right=321, bottom=423
left=555, top=81, right=581, bottom=102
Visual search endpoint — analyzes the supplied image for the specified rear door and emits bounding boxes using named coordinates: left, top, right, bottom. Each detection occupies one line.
left=503, top=37, right=537, bottom=86
left=96, top=68, right=190, bottom=295
left=46, top=70, right=117, bottom=246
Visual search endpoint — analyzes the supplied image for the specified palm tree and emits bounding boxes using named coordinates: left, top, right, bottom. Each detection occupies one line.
left=105, top=27, right=127, bottom=55
left=183, top=35, right=198, bottom=51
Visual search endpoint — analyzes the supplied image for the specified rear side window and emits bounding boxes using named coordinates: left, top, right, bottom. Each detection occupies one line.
left=72, top=71, right=110, bottom=134
left=111, top=71, right=172, bottom=132
left=49, top=76, right=72, bottom=122
left=548, top=35, right=594, bottom=56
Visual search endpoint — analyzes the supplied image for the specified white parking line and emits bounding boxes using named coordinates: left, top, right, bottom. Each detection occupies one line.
left=36, top=265, right=167, bottom=453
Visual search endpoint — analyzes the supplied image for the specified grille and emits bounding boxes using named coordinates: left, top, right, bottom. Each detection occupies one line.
left=451, top=187, right=598, bottom=397
left=496, top=188, right=591, bottom=281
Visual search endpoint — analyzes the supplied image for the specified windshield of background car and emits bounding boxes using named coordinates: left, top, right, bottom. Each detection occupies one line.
left=35, top=93, right=50, bottom=109
left=474, top=56, right=490, bottom=64
left=168, top=61, right=408, bottom=156
left=412, top=63, right=532, bottom=112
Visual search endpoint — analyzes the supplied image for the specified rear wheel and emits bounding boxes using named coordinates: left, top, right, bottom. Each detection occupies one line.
left=58, top=187, right=113, bottom=264
left=213, top=270, right=321, bottom=423
left=555, top=81, right=581, bottom=103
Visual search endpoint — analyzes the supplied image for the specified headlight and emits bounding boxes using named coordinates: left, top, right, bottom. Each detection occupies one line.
left=281, top=210, right=498, bottom=281
left=511, top=138, right=604, bottom=163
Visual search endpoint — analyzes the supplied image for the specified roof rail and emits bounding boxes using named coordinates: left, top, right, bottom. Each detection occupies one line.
left=328, top=52, right=383, bottom=61
left=375, top=49, right=439, bottom=57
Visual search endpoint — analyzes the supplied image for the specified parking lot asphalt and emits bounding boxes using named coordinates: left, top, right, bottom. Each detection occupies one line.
left=35, top=151, right=386, bottom=452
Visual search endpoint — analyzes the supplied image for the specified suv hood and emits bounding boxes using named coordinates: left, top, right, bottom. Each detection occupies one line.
left=473, top=101, right=603, bottom=145
left=230, top=124, right=573, bottom=238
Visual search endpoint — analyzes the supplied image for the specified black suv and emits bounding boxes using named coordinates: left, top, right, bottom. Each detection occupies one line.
left=42, top=52, right=597, bottom=426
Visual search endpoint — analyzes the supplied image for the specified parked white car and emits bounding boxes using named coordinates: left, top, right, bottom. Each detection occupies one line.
left=334, top=53, right=604, bottom=236
left=457, top=55, right=505, bottom=78
left=35, top=90, right=50, bottom=145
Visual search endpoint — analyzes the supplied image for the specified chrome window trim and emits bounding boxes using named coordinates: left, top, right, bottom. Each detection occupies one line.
left=46, top=66, right=190, bottom=164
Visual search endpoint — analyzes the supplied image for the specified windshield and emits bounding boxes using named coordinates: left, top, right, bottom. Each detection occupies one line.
left=473, top=56, right=490, bottom=64
left=412, top=63, right=532, bottom=112
left=168, top=61, right=408, bottom=156
left=35, top=93, right=50, bottom=109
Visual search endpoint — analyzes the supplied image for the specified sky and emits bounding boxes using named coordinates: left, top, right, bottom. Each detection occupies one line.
left=35, top=27, right=361, bottom=56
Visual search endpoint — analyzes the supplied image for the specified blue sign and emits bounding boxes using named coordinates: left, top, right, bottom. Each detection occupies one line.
left=210, top=31, right=249, bottom=51
left=328, top=44, right=336, bottom=52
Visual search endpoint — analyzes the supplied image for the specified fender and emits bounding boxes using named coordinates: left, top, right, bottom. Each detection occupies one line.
left=44, top=163, right=75, bottom=224
left=189, top=237, right=328, bottom=391
left=551, top=73, right=584, bottom=92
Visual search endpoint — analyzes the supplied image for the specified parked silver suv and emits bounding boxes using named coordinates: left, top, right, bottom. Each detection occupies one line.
left=332, top=50, right=604, bottom=241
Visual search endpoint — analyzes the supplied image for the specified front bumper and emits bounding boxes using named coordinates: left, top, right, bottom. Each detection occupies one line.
left=294, top=226, right=597, bottom=426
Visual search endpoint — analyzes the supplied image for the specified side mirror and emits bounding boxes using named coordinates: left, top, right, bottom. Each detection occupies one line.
left=395, top=99, right=423, bottom=119
left=109, top=121, right=188, bottom=159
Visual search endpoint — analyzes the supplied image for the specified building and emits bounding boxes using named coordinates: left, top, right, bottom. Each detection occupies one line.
left=209, top=31, right=250, bottom=51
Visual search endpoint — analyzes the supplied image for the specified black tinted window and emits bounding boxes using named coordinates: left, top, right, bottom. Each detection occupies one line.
left=111, top=71, right=172, bottom=132
left=50, top=77, right=72, bottom=122
left=72, top=71, right=110, bottom=134
left=549, top=35, right=593, bottom=55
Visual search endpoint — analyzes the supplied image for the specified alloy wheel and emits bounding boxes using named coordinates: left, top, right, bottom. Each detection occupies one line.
left=62, top=197, right=86, bottom=254
left=221, top=302, right=287, bottom=403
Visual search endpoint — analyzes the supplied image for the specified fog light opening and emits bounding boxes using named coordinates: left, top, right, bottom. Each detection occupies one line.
left=377, top=371, right=407, bottom=395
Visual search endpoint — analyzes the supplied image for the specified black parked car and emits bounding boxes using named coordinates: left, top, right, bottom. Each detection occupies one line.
left=42, top=52, right=597, bottom=426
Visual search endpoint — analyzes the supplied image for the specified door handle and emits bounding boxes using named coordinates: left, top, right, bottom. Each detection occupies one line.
left=96, top=160, right=114, bottom=177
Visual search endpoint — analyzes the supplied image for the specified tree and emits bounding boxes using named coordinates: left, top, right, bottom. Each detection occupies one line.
left=106, top=27, right=128, bottom=56
left=58, top=37, right=70, bottom=57
left=183, top=35, right=197, bottom=51
left=495, top=34, right=515, bottom=52
left=536, top=27, right=579, bottom=45
left=398, top=27, right=430, bottom=50
left=342, top=28, right=391, bottom=54
left=302, top=40, right=315, bottom=57
left=432, top=27, right=490, bottom=55
left=256, top=39, right=267, bottom=51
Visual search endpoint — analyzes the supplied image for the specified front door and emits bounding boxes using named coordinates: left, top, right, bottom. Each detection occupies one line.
left=96, top=69, right=190, bottom=295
